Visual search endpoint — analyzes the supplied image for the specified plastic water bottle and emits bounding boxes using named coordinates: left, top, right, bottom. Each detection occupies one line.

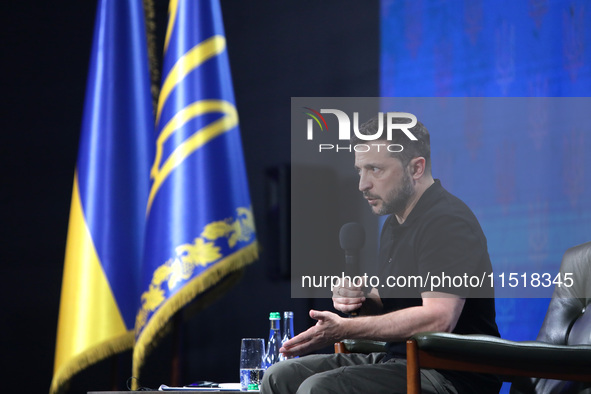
left=279, top=311, right=294, bottom=361
left=264, top=312, right=281, bottom=368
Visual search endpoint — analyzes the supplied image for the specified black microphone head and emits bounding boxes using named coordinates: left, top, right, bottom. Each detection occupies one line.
left=339, top=222, right=365, bottom=252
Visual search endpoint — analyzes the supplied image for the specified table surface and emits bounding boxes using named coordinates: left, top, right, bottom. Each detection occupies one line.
left=88, top=390, right=258, bottom=393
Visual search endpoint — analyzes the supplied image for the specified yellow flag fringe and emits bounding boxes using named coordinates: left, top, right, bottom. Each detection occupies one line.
left=132, top=241, right=258, bottom=383
left=50, top=331, right=134, bottom=394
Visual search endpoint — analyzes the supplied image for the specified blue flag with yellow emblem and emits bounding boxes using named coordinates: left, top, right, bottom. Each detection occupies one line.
left=133, top=0, right=258, bottom=377
left=51, top=1, right=155, bottom=393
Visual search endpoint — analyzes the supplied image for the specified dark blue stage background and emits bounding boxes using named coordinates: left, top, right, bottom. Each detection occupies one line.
left=381, top=1, right=590, bottom=391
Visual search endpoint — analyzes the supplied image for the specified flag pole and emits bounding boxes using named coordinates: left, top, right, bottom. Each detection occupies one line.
left=171, top=313, right=184, bottom=387
left=110, top=354, right=119, bottom=391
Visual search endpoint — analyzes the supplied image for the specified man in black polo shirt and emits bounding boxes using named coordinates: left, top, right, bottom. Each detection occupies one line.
left=261, top=116, right=500, bottom=394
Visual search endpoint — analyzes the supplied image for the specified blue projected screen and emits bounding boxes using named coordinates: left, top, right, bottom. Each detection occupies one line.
left=380, top=0, right=591, bottom=350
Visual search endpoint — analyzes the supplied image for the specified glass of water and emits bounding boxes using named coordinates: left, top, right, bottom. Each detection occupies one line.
left=240, top=338, right=266, bottom=391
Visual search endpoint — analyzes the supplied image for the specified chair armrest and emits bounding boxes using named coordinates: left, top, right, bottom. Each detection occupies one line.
left=408, top=332, right=591, bottom=381
left=334, top=339, right=387, bottom=354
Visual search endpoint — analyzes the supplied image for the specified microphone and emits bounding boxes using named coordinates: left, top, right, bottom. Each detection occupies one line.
left=339, top=222, right=365, bottom=276
left=339, top=222, right=366, bottom=317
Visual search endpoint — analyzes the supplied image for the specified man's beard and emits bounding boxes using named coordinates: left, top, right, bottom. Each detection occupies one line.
left=369, top=169, right=415, bottom=216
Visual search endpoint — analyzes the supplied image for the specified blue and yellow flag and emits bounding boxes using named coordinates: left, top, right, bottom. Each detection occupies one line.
left=51, top=1, right=154, bottom=393
left=133, top=0, right=258, bottom=377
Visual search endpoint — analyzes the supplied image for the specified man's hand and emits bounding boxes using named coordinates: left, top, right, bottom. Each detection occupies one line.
left=279, top=310, right=345, bottom=357
left=333, top=280, right=383, bottom=315
left=332, top=279, right=366, bottom=314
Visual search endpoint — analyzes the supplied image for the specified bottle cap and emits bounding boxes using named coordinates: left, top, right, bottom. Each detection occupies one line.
left=248, top=383, right=259, bottom=390
left=269, top=312, right=280, bottom=319
left=284, top=311, right=293, bottom=318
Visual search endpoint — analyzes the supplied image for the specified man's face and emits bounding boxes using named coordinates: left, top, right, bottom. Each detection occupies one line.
left=354, top=145, right=415, bottom=216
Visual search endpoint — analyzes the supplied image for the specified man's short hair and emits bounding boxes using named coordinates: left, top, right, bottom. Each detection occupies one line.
left=352, top=114, right=431, bottom=174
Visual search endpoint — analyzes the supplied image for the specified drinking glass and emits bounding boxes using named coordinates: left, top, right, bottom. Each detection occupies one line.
left=239, top=338, right=266, bottom=391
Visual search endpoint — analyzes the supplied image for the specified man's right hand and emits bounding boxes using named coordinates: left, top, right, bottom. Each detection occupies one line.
left=332, top=278, right=366, bottom=314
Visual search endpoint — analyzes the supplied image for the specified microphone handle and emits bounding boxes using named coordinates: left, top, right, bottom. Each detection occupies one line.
left=344, top=252, right=362, bottom=317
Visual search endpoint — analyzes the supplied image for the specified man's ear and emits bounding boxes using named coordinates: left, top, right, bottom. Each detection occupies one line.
left=409, top=157, right=426, bottom=179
